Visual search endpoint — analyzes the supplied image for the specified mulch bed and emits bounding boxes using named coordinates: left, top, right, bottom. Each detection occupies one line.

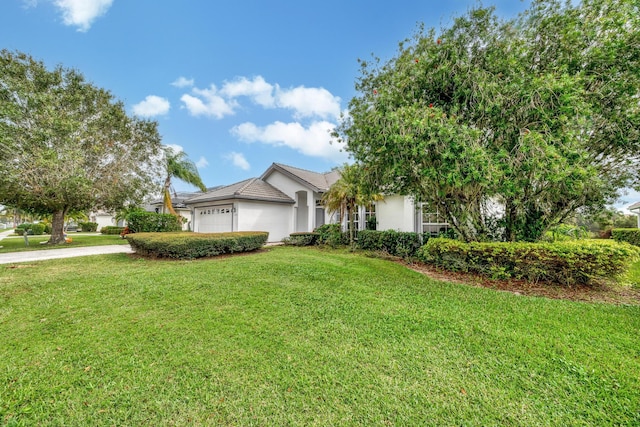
left=400, top=260, right=640, bottom=305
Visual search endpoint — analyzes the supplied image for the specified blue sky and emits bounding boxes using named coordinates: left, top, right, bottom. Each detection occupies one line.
left=2, top=0, right=637, bottom=209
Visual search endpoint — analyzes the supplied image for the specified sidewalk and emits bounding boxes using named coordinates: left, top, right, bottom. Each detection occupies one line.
left=0, top=244, right=133, bottom=264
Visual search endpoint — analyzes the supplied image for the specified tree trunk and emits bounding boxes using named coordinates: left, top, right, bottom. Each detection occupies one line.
left=48, top=209, right=68, bottom=245
left=504, top=199, right=517, bottom=242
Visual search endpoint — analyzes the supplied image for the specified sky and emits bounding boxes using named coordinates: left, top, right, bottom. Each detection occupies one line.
left=2, top=0, right=637, bottom=209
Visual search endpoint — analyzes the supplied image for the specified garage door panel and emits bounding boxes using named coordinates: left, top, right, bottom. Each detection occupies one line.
left=195, top=205, right=233, bottom=232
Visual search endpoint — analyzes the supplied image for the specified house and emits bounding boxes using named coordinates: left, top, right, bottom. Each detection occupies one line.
left=628, top=201, right=640, bottom=228
left=185, top=163, right=451, bottom=242
left=147, top=190, right=214, bottom=231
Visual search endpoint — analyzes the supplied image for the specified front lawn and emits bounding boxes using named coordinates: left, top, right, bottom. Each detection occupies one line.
left=1, top=246, right=638, bottom=425
left=0, top=234, right=128, bottom=253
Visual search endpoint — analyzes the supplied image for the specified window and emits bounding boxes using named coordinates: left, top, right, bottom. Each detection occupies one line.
left=364, top=204, right=376, bottom=230
left=346, top=210, right=359, bottom=231
left=421, top=203, right=449, bottom=237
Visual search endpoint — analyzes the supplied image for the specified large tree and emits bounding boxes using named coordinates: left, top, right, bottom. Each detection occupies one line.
left=162, top=146, right=207, bottom=216
left=336, top=0, right=640, bottom=242
left=0, top=50, right=163, bottom=244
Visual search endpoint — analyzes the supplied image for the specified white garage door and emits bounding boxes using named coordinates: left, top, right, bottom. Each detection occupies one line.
left=195, top=205, right=233, bottom=233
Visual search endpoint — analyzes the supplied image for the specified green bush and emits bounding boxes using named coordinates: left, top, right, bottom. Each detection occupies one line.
left=126, top=211, right=183, bottom=233
left=126, top=232, right=269, bottom=260
left=78, top=222, right=99, bottom=232
left=356, top=230, right=426, bottom=258
left=315, top=224, right=348, bottom=247
left=611, top=228, right=640, bottom=246
left=418, top=238, right=640, bottom=285
left=30, top=223, right=46, bottom=235
left=283, top=232, right=318, bottom=246
left=101, top=226, right=126, bottom=235
left=14, top=223, right=33, bottom=236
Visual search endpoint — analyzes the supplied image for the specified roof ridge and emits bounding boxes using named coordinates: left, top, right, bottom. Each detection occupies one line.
left=234, top=177, right=259, bottom=195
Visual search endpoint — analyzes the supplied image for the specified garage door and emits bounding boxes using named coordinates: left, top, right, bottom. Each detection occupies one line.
left=195, top=205, right=233, bottom=233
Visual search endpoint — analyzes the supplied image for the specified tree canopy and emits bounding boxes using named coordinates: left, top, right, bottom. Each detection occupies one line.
left=336, top=0, right=640, bottom=242
left=0, top=50, right=163, bottom=243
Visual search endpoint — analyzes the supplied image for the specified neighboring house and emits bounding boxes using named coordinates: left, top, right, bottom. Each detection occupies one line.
left=147, top=189, right=220, bottom=231
left=89, top=210, right=119, bottom=231
left=628, top=201, right=640, bottom=228
left=185, top=162, right=451, bottom=242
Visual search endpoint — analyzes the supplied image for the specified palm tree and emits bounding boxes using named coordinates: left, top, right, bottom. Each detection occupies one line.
left=163, top=147, right=207, bottom=216
left=321, top=163, right=382, bottom=248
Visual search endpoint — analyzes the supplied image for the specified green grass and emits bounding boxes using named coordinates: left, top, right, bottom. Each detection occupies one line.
left=0, top=233, right=128, bottom=253
left=1, top=246, right=638, bottom=426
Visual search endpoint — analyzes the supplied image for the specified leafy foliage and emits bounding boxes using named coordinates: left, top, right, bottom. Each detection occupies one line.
left=418, top=238, right=640, bottom=285
left=126, top=231, right=268, bottom=259
left=161, top=146, right=207, bottom=216
left=356, top=229, right=426, bottom=259
left=78, top=222, right=98, bottom=232
left=0, top=50, right=163, bottom=244
left=100, top=226, right=126, bottom=235
left=283, top=232, right=319, bottom=246
left=125, top=211, right=183, bottom=233
left=336, top=0, right=640, bottom=242
left=612, top=229, right=640, bottom=247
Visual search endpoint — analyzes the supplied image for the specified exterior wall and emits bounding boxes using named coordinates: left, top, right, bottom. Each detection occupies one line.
left=264, top=170, right=318, bottom=232
left=237, top=200, right=293, bottom=242
left=376, top=195, right=416, bottom=232
left=91, top=213, right=116, bottom=231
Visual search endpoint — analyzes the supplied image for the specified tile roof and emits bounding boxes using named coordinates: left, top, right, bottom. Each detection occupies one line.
left=185, top=178, right=294, bottom=204
left=261, top=163, right=340, bottom=192
left=628, top=201, right=640, bottom=210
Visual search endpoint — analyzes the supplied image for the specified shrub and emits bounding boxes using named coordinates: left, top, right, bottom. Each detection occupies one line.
left=356, top=230, right=426, bottom=258
left=417, top=238, right=640, bottom=285
left=30, top=223, right=46, bottom=235
left=78, top=222, right=99, bottom=232
left=315, top=224, right=348, bottom=247
left=126, top=211, right=183, bottom=233
left=611, top=228, right=640, bottom=246
left=126, top=232, right=269, bottom=260
left=283, top=232, right=318, bottom=246
left=14, top=223, right=33, bottom=236
left=101, top=226, right=126, bottom=235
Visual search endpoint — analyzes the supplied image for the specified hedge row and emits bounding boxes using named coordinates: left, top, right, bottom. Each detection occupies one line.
left=101, top=226, right=126, bottom=235
left=611, top=228, right=640, bottom=246
left=126, top=211, right=183, bottom=233
left=288, top=226, right=428, bottom=258
left=14, top=223, right=48, bottom=235
left=78, top=222, right=98, bottom=232
left=418, top=237, right=640, bottom=285
left=126, top=231, right=269, bottom=259
left=356, top=229, right=426, bottom=258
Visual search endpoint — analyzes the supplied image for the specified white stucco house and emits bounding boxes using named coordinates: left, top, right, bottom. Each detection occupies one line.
left=184, top=163, right=450, bottom=242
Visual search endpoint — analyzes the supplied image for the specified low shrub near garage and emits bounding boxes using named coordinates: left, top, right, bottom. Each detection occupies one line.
left=417, top=238, right=640, bottom=285
left=126, top=211, right=183, bottom=233
left=611, top=228, right=640, bottom=246
left=126, top=231, right=269, bottom=259
left=101, top=226, right=126, bottom=235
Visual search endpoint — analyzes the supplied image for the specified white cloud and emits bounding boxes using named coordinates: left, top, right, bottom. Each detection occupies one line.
left=164, top=144, right=183, bottom=154
left=132, top=95, right=170, bottom=117
left=53, top=0, right=114, bottom=32
left=180, top=85, right=237, bottom=119
left=225, top=152, right=250, bottom=170
left=171, top=77, right=194, bottom=88
left=195, top=156, right=209, bottom=168
left=231, top=121, right=347, bottom=161
left=221, top=76, right=275, bottom=108
left=275, top=86, right=341, bottom=120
